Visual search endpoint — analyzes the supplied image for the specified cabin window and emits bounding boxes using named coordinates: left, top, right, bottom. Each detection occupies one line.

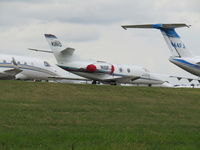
left=119, top=67, right=123, bottom=72
left=44, top=61, right=51, bottom=67
left=3, top=60, right=6, bottom=63
left=127, top=68, right=130, bottom=73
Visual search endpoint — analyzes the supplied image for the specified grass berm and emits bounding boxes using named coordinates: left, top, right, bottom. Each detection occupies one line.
left=0, top=80, right=200, bottom=150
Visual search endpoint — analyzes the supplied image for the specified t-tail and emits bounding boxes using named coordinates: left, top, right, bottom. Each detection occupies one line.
left=44, top=34, right=75, bottom=64
left=122, top=23, right=192, bottom=58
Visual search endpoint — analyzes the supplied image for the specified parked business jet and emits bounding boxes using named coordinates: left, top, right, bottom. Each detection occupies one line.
left=41, top=34, right=164, bottom=86
left=0, top=54, right=62, bottom=80
left=122, top=23, right=200, bottom=77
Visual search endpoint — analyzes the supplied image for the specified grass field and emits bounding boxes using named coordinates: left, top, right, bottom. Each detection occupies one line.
left=0, top=80, right=200, bottom=150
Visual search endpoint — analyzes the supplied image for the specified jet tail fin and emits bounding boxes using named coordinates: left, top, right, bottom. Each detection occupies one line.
left=44, top=34, right=75, bottom=64
left=122, top=23, right=192, bottom=58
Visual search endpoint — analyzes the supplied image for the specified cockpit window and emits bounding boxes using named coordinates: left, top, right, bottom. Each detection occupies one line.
left=44, top=61, right=51, bottom=67
left=196, top=62, right=200, bottom=65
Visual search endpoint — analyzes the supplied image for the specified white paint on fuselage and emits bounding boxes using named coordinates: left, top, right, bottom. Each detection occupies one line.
left=0, top=54, right=58, bottom=80
left=44, top=34, right=164, bottom=85
left=61, top=61, right=164, bottom=85
left=169, top=56, right=200, bottom=77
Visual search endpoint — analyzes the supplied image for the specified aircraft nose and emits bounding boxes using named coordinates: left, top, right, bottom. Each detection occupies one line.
left=86, top=64, right=97, bottom=72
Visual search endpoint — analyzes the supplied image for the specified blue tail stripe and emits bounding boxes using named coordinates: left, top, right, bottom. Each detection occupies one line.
left=161, top=28, right=180, bottom=38
left=152, top=24, right=180, bottom=38
left=152, top=24, right=163, bottom=29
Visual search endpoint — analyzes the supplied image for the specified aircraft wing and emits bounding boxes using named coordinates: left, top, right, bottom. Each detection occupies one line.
left=49, top=75, right=140, bottom=84
left=169, top=75, right=200, bottom=83
left=61, top=47, right=75, bottom=55
left=102, top=75, right=140, bottom=84
left=48, top=76, right=91, bottom=81
left=28, top=47, right=75, bottom=55
left=0, top=68, right=22, bottom=79
left=28, top=48, right=53, bottom=53
left=4, top=68, right=22, bottom=76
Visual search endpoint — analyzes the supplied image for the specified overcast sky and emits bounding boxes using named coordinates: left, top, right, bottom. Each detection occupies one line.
left=1, top=0, right=200, bottom=79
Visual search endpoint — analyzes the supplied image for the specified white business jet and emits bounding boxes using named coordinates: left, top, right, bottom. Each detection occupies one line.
left=0, top=53, right=88, bottom=82
left=122, top=23, right=200, bottom=77
left=41, top=34, right=164, bottom=86
left=0, top=54, right=61, bottom=80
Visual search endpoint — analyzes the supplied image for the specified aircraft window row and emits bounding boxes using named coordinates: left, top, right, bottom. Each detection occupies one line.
left=119, top=67, right=131, bottom=73
left=17, top=61, right=27, bottom=65
left=17, top=61, right=28, bottom=65
left=2, top=60, right=29, bottom=65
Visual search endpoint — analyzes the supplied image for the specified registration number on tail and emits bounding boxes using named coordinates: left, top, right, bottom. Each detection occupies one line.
left=171, top=42, right=185, bottom=49
left=51, top=40, right=62, bottom=47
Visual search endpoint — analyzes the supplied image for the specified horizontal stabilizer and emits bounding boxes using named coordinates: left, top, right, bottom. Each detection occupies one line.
left=28, top=47, right=75, bottom=55
left=122, top=23, right=190, bottom=30
left=61, top=47, right=75, bottom=55
left=28, top=48, right=53, bottom=53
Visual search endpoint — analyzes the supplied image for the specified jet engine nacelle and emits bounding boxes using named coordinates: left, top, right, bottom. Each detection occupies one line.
left=86, top=62, right=114, bottom=74
left=15, top=73, right=28, bottom=80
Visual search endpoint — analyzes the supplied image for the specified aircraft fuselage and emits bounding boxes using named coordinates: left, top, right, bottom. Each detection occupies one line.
left=169, top=56, right=200, bottom=77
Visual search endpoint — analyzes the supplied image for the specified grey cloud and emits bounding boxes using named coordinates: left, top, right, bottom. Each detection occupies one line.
left=0, top=22, right=100, bottom=50
left=0, top=0, right=181, bottom=27
left=0, top=0, right=54, bottom=3
left=1, top=0, right=199, bottom=30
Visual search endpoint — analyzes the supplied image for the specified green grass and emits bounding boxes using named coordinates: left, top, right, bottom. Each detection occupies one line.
left=0, top=80, right=200, bottom=150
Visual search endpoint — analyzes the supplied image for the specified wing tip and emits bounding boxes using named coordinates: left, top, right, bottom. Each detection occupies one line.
left=121, top=26, right=127, bottom=30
